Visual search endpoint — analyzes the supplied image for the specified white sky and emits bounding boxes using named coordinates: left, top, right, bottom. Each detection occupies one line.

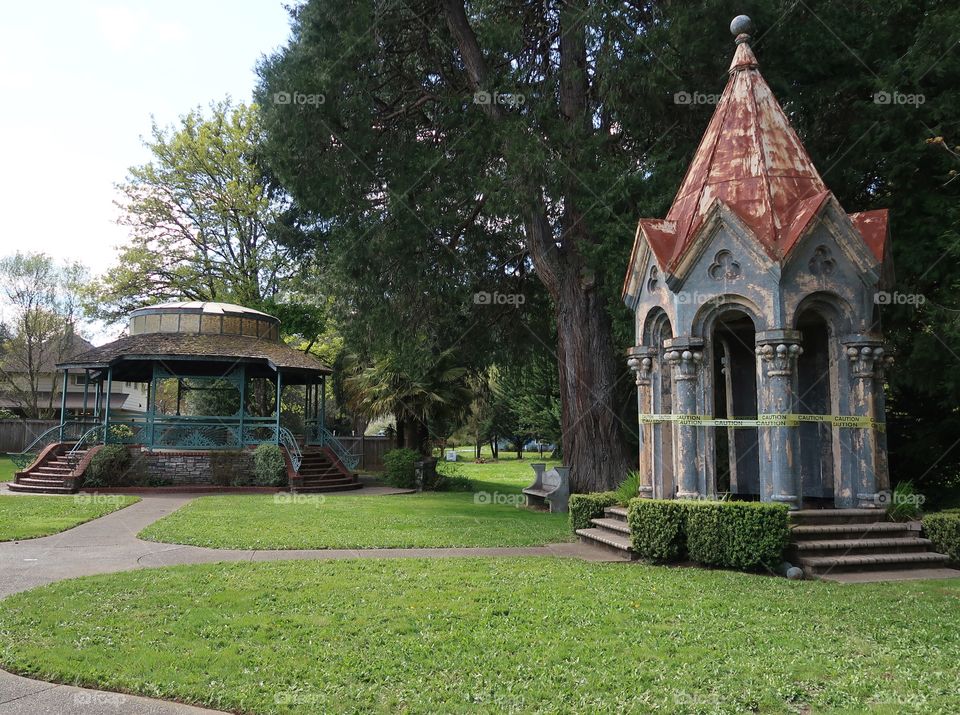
left=0, top=1, right=294, bottom=277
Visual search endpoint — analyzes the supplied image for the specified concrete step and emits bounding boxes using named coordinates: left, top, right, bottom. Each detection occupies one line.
left=7, top=482, right=74, bottom=494
left=817, top=567, right=960, bottom=583
left=18, top=475, right=70, bottom=484
left=589, top=517, right=631, bottom=535
left=604, top=506, right=629, bottom=522
left=794, top=537, right=932, bottom=557
left=791, top=522, right=913, bottom=537
left=800, top=551, right=950, bottom=575
left=295, top=482, right=363, bottom=493
left=575, top=527, right=638, bottom=560
left=790, top=508, right=888, bottom=526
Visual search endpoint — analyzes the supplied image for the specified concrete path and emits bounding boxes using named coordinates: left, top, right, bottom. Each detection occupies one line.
left=0, top=493, right=615, bottom=713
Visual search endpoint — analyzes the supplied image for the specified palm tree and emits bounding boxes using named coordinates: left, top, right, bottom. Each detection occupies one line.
left=344, top=348, right=472, bottom=454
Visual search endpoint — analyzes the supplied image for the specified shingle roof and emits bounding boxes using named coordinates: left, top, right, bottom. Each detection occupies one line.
left=57, top=333, right=331, bottom=374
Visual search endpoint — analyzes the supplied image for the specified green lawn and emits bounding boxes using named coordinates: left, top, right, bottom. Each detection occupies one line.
left=0, top=456, right=16, bottom=483
left=0, top=495, right=140, bottom=541
left=1, top=558, right=957, bottom=713
left=444, top=450, right=561, bottom=494
left=138, top=492, right=572, bottom=549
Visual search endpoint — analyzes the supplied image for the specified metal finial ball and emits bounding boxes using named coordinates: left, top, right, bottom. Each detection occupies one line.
left=730, top=15, right=753, bottom=37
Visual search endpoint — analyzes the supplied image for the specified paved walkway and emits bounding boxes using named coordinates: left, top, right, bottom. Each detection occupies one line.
left=0, top=493, right=613, bottom=713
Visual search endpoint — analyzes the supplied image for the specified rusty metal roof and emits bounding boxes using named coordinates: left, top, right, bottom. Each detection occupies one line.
left=627, top=24, right=890, bottom=293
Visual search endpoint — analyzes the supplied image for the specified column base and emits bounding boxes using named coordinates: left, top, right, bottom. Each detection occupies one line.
left=676, top=490, right=701, bottom=500
left=638, top=485, right=654, bottom=496
left=771, top=493, right=799, bottom=509
left=856, top=493, right=885, bottom=508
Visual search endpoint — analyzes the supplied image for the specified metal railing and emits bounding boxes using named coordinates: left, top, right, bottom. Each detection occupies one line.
left=312, top=425, right=360, bottom=471
left=278, top=427, right=303, bottom=473
left=6, top=420, right=100, bottom=470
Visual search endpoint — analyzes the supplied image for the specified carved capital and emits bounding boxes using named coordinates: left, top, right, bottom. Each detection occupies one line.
left=628, top=347, right=657, bottom=387
left=845, top=344, right=888, bottom=379
left=665, top=349, right=703, bottom=381
left=755, top=342, right=803, bottom=377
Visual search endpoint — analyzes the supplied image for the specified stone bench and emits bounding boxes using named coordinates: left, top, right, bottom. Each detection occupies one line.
left=523, top=463, right=571, bottom=513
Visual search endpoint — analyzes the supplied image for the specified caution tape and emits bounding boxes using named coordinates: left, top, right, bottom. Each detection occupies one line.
left=639, top=413, right=884, bottom=431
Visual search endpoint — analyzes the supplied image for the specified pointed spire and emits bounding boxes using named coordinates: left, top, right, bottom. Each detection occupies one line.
left=728, top=15, right=759, bottom=73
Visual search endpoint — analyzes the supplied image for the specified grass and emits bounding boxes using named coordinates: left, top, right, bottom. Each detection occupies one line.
left=0, top=456, right=16, bottom=483
left=0, top=495, right=140, bottom=541
left=138, top=492, right=572, bottom=549
left=0, top=558, right=958, bottom=714
left=443, top=450, right=561, bottom=494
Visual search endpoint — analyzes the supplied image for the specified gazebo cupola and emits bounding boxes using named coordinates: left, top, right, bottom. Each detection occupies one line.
left=622, top=16, right=893, bottom=509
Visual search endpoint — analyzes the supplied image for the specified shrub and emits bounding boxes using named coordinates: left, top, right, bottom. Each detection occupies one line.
left=382, top=448, right=420, bottom=488
left=887, top=480, right=925, bottom=521
left=253, top=444, right=288, bottom=487
left=614, top=471, right=641, bottom=505
left=923, top=512, right=960, bottom=564
left=83, top=445, right=134, bottom=488
left=569, top=492, right=619, bottom=532
left=627, top=499, right=689, bottom=562
left=686, top=501, right=790, bottom=571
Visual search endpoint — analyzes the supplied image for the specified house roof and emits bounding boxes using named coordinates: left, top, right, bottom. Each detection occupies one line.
left=0, top=334, right=95, bottom=374
left=625, top=18, right=890, bottom=295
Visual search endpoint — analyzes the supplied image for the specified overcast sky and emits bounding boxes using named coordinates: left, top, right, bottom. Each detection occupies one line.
left=0, top=1, right=294, bottom=279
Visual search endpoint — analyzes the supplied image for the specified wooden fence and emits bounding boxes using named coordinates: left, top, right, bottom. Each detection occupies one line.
left=337, top=435, right=392, bottom=472
left=0, top=420, right=60, bottom=453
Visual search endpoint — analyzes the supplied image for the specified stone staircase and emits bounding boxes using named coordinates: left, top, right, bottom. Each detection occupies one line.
left=9, top=446, right=87, bottom=493
left=575, top=505, right=638, bottom=560
left=294, top=447, right=362, bottom=493
left=789, top=509, right=958, bottom=582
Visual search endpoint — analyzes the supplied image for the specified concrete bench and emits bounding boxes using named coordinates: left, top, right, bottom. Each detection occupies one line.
left=523, top=463, right=571, bottom=513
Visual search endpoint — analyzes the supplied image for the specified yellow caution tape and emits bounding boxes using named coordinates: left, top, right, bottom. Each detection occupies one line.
left=639, top=413, right=884, bottom=431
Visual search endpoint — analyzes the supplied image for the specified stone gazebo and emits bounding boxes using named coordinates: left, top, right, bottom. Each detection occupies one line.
left=9, top=302, right=360, bottom=493
left=622, top=17, right=893, bottom=509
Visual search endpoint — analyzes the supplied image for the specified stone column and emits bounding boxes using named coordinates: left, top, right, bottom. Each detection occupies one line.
left=842, top=337, right=888, bottom=507
left=873, top=350, right=894, bottom=494
left=755, top=330, right=803, bottom=508
left=628, top=348, right=656, bottom=498
left=665, top=338, right=704, bottom=500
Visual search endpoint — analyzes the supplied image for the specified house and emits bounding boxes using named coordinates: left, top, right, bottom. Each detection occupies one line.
left=0, top=335, right=147, bottom=418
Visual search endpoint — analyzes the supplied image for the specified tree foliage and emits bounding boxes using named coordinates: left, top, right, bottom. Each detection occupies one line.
left=0, top=253, right=87, bottom=418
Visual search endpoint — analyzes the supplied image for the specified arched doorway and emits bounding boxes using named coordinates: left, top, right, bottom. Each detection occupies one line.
left=796, top=309, right=836, bottom=503
left=645, top=311, right=674, bottom=498
left=710, top=310, right=759, bottom=499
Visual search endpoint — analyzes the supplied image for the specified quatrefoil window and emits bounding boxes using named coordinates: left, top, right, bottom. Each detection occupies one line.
left=647, top=265, right=659, bottom=292
left=708, top=250, right=741, bottom=280
left=808, top=245, right=836, bottom=276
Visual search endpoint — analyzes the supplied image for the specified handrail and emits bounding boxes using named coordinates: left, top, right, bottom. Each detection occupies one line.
left=278, top=426, right=302, bottom=473
left=6, top=421, right=97, bottom=470
left=69, top=424, right=105, bottom=457
left=315, top=425, right=360, bottom=471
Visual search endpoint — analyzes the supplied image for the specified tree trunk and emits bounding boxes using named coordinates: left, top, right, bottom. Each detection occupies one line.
left=553, top=272, right=631, bottom=492
left=442, top=0, right=632, bottom=492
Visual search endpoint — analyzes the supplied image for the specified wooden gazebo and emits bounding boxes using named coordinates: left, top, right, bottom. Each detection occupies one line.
left=9, top=302, right=360, bottom=493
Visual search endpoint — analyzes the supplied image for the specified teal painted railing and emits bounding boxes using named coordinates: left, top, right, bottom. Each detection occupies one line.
left=312, top=426, right=360, bottom=471
left=6, top=420, right=100, bottom=470
left=278, top=427, right=302, bottom=473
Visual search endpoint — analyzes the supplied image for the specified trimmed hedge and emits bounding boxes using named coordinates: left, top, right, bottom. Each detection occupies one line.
left=923, top=512, right=960, bottom=563
left=686, top=501, right=790, bottom=571
left=627, top=499, right=689, bottom=562
left=627, top=498, right=790, bottom=571
left=569, top=492, right=619, bottom=532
